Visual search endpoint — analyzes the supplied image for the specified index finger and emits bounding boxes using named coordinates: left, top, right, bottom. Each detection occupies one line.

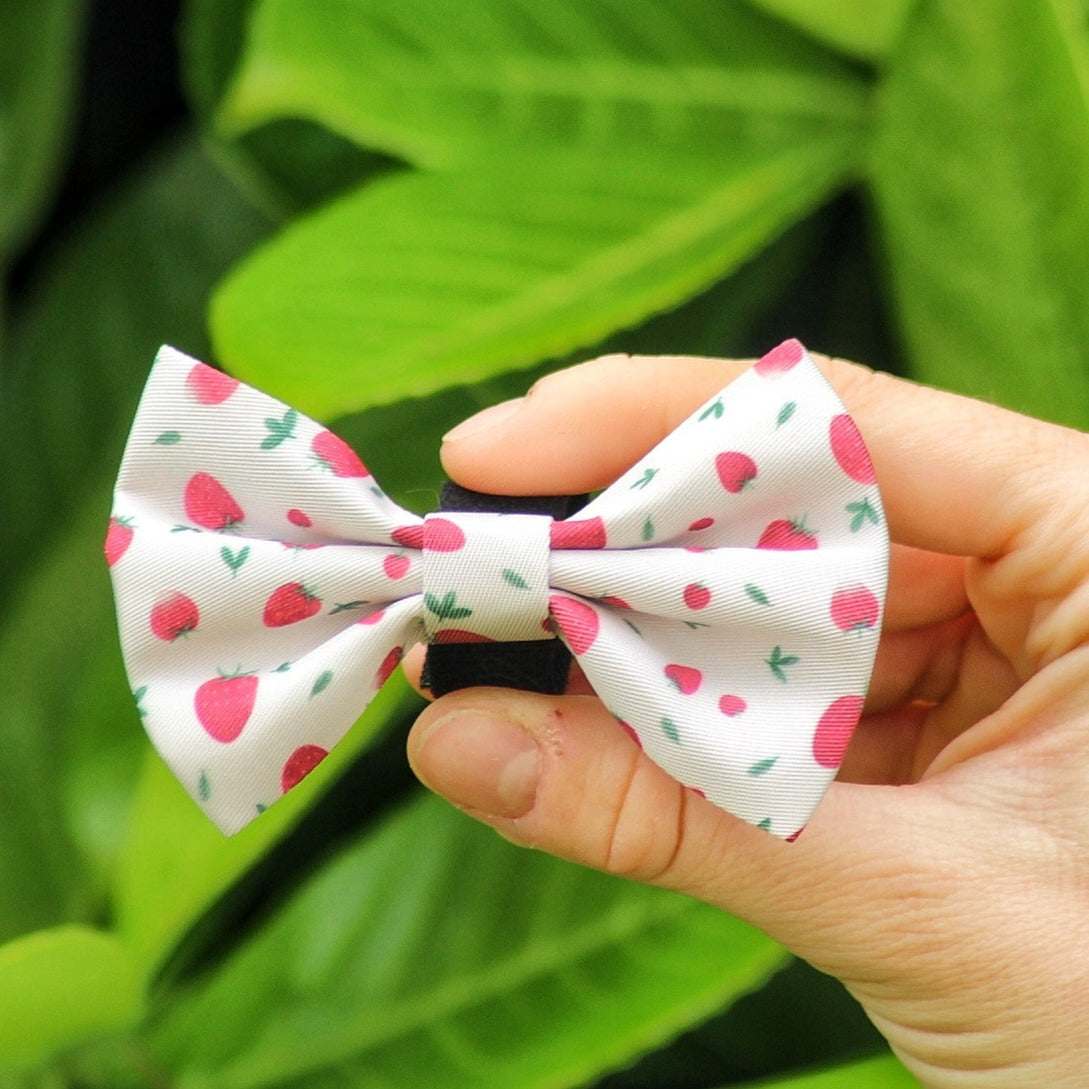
left=440, top=346, right=1088, bottom=560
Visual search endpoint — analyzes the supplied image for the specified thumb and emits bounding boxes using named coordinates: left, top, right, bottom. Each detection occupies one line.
left=405, top=686, right=929, bottom=969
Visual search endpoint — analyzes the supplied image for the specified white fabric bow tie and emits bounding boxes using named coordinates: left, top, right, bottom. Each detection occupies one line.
left=107, top=341, right=888, bottom=838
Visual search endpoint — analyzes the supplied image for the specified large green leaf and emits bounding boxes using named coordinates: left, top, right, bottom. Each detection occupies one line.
left=213, top=139, right=858, bottom=418
left=0, top=926, right=141, bottom=1071
left=218, top=0, right=868, bottom=169
left=732, top=1053, right=919, bottom=1088
left=149, top=794, right=788, bottom=1089
left=0, top=138, right=272, bottom=599
left=0, top=140, right=271, bottom=943
left=743, top=0, right=916, bottom=63
left=113, top=677, right=420, bottom=974
left=0, top=0, right=85, bottom=260
left=0, top=500, right=138, bottom=944
left=181, top=0, right=396, bottom=218
left=870, top=0, right=1089, bottom=426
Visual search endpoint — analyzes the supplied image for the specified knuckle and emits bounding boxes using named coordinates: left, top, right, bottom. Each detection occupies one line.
left=598, top=757, right=687, bottom=884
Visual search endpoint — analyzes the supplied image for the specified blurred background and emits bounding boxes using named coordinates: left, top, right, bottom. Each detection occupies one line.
left=2, top=1, right=1086, bottom=1086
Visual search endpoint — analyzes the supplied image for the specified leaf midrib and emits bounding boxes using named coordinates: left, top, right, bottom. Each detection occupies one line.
left=369, top=143, right=855, bottom=366
left=218, top=891, right=731, bottom=1088
left=220, top=49, right=868, bottom=165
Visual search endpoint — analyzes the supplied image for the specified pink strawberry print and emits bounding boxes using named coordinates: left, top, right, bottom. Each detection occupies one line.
left=431, top=629, right=498, bottom=644
left=287, top=508, right=312, bottom=528
left=374, top=646, right=403, bottom=687
left=263, top=582, right=323, bottom=626
left=830, top=585, right=880, bottom=633
left=195, top=672, right=258, bottom=742
left=715, top=452, right=757, bottom=493
left=281, top=744, right=328, bottom=793
left=754, top=339, right=805, bottom=377
left=664, top=664, right=702, bottom=694
left=186, top=361, right=239, bottom=405
left=601, top=595, right=632, bottom=610
left=312, top=430, right=369, bottom=478
left=812, top=695, right=864, bottom=768
left=718, top=694, right=747, bottom=716
left=150, top=592, right=200, bottom=641
left=185, top=472, right=244, bottom=530
left=357, top=608, right=385, bottom=625
left=829, top=414, right=876, bottom=484
left=688, top=517, right=714, bottom=532
left=550, top=517, right=607, bottom=549
left=104, top=516, right=134, bottom=567
left=424, top=518, right=466, bottom=552
left=758, top=518, right=818, bottom=550
left=383, top=554, right=411, bottom=580
left=683, top=583, right=711, bottom=610
left=548, top=595, right=600, bottom=655
left=391, top=524, right=424, bottom=549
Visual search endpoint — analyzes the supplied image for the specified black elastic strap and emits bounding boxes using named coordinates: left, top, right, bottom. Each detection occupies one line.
left=422, top=483, right=586, bottom=697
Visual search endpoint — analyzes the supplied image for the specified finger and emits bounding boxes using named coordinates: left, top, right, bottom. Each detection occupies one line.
left=867, top=613, right=977, bottom=714
left=404, top=686, right=956, bottom=967
left=884, top=545, right=967, bottom=631
left=441, top=348, right=1089, bottom=561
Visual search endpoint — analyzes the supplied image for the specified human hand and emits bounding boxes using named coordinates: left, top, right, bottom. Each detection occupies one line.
left=405, top=351, right=1089, bottom=1088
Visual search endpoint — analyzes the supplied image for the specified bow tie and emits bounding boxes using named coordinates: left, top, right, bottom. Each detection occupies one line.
left=107, top=342, right=888, bottom=839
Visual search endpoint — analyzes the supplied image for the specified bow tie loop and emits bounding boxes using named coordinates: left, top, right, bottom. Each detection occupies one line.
left=421, top=511, right=554, bottom=644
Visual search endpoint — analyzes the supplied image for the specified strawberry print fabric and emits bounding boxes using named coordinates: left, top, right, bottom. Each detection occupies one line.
left=108, top=340, right=888, bottom=837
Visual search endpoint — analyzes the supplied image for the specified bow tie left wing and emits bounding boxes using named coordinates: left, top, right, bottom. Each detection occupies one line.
left=108, top=345, right=429, bottom=832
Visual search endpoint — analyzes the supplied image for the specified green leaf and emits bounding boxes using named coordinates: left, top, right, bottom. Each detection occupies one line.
left=748, top=757, right=779, bottom=777
left=776, top=401, right=797, bottom=427
left=0, top=926, right=141, bottom=1071
left=113, top=674, right=421, bottom=972
left=0, top=138, right=271, bottom=602
left=213, top=141, right=858, bottom=418
left=148, top=795, right=787, bottom=1089
left=219, top=0, right=869, bottom=169
left=502, top=568, right=529, bottom=590
left=871, top=0, right=1089, bottom=427
left=154, top=430, right=182, bottom=445
left=181, top=0, right=396, bottom=217
left=220, top=544, right=251, bottom=573
left=0, top=141, right=273, bottom=947
left=310, top=669, right=333, bottom=697
left=745, top=584, right=771, bottom=606
left=0, top=499, right=141, bottom=944
left=846, top=497, right=880, bottom=533
left=765, top=645, right=799, bottom=682
left=259, top=408, right=298, bottom=448
left=0, top=1, right=86, bottom=259
left=729, top=1052, right=920, bottom=1087
left=424, top=591, right=474, bottom=621
left=744, top=0, right=916, bottom=63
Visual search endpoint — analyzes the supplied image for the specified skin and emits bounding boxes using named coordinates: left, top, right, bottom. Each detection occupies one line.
left=405, top=352, right=1089, bottom=1088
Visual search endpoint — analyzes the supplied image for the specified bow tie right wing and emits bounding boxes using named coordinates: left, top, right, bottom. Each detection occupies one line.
left=545, top=342, right=889, bottom=838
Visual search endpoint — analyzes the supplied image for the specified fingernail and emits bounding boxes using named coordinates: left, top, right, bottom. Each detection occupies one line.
left=442, top=398, right=524, bottom=442
left=414, top=711, right=540, bottom=818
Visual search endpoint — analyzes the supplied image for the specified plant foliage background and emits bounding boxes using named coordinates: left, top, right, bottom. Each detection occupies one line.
left=2, top=0, right=1087, bottom=1085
